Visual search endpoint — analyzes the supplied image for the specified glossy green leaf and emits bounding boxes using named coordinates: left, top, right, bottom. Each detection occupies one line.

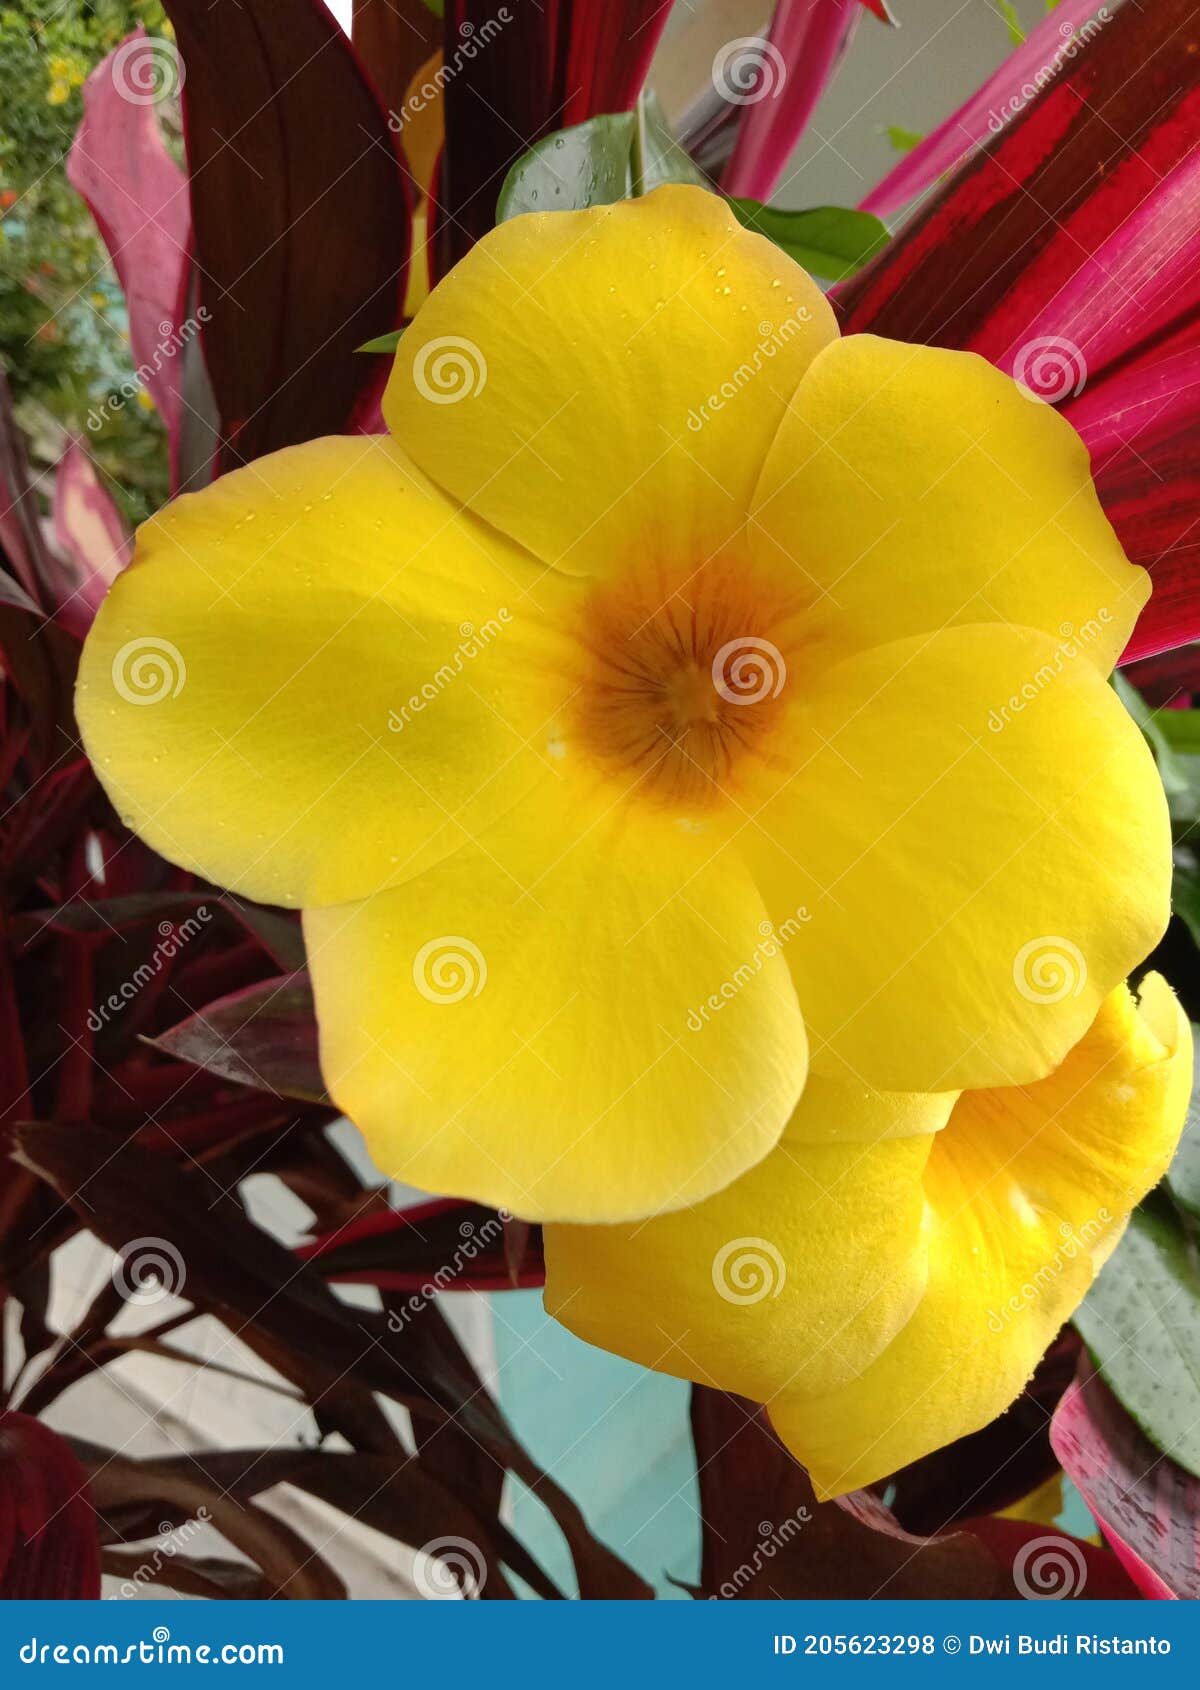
left=728, top=200, right=890, bottom=281
left=498, top=95, right=709, bottom=223
left=497, top=113, right=636, bottom=221
left=1075, top=1197, right=1200, bottom=1478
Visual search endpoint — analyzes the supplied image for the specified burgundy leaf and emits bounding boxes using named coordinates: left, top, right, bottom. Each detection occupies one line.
left=300, top=1195, right=545, bottom=1291
left=86, top=1453, right=345, bottom=1599
left=161, top=0, right=411, bottom=469
left=145, top=971, right=327, bottom=1102
left=692, top=1388, right=999, bottom=1599
left=1051, top=1365, right=1200, bottom=1599
left=962, top=1514, right=1141, bottom=1601
left=0, top=1413, right=100, bottom=1598
left=352, top=0, right=441, bottom=130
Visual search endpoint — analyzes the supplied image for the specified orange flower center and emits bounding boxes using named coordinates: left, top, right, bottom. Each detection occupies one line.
left=570, top=558, right=801, bottom=811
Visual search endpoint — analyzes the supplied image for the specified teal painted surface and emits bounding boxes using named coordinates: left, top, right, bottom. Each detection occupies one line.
left=491, top=1289, right=700, bottom=1599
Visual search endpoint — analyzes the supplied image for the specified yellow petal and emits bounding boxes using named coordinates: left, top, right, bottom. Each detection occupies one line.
left=303, top=786, right=807, bottom=1223
left=77, top=436, right=576, bottom=908
left=772, top=975, right=1191, bottom=1498
left=738, top=623, right=1170, bottom=1092
left=751, top=336, right=1147, bottom=671
left=545, top=1076, right=952, bottom=1399
left=383, top=185, right=836, bottom=575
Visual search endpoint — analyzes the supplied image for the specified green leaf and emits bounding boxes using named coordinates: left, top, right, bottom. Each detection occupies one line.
left=1151, top=704, right=1200, bottom=757
left=728, top=200, right=890, bottom=281
left=1075, top=1197, right=1200, bottom=1478
left=496, top=96, right=707, bottom=223
left=356, top=330, right=404, bottom=355
left=885, top=125, right=925, bottom=154
left=1113, top=671, right=1190, bottom=799
left=419, top=0, right=444, bottom=16
left=1172, top=860, right=1200, bottom=949
left=497, top=112, right=636, bottom=221
left=1166, top=1029, right=1200, bottom=1222
left=991, top=0, right=1026, bottom=45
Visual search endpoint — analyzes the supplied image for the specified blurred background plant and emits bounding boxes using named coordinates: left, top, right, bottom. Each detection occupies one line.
left=0, top=2, right=172, bottom=525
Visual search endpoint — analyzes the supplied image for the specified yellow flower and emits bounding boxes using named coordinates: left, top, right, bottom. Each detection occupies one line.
left=77, top=187, right=1169, bottom=1224
left=545, top=975, right=1191, bottom=1494
left=47, top=78, right=70, bottom=106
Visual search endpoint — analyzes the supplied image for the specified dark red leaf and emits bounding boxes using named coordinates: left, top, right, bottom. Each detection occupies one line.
left=691, top=1388, right=999, bottom=1599
left=145, top=970, right=326, bottom=1101
left=161, top=0, right=412, bottom=470
left=300, top=1195, right=545, bottom=1291
left=0, top=1413, right=100, bottom=1598
left=963, top=1514, right=1141, bottom=1600
left=351, top=0, right=441, bottom=130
